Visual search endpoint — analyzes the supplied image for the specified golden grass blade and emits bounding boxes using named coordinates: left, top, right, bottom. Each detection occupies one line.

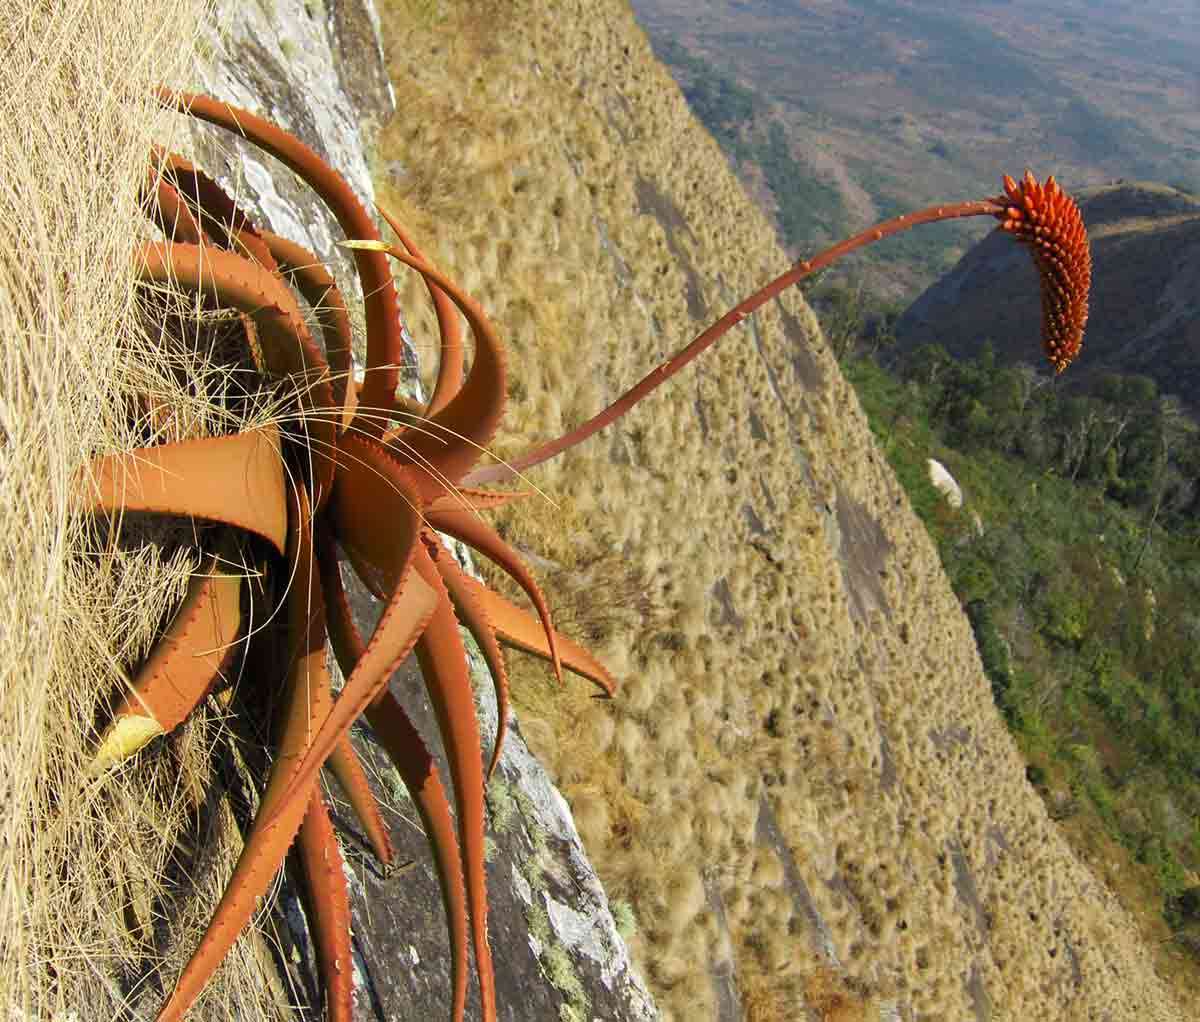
left=143, top=158, right=204, bottom=245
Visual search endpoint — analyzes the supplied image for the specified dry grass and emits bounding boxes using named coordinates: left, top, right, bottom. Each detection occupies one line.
left=0, top=2, right=295, bottom=1017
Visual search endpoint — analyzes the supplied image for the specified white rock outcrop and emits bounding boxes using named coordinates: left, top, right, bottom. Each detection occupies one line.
left=928, top=457, right=964, bottom=508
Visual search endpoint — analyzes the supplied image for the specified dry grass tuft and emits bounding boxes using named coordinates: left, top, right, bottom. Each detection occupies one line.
left=531, top=553, right=666, bottom=651
left=739, top=966, right=790, bottom=1022
left=0, top=2, right=291, bottom=1016
left=802, top=966, right=869, bottom=1022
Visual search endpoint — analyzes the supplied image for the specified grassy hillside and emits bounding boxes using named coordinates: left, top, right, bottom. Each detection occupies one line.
left=372, top=1, right=1187, bottom=1017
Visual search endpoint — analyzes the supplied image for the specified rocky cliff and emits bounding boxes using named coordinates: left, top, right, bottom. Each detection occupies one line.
left=367, top=2, right=1189, bottom=1019
left=171, top=2, right=657, bottom=1019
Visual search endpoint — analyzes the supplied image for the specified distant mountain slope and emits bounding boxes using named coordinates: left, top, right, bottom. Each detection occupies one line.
left=629, top=0, right=1200, bottom=303
left=895, top=183, right=1200, bottom=406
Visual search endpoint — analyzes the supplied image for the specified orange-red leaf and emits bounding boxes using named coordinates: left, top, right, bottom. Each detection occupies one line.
left=156, top=484, right=329, bottom=1021
left=425, top=506, right=562, bottom=683
left=455, top=570, right=615, bottom=696
left=82, top=427, right=287, bottom=555
left=364, top=688, right=471, bottom=1022
left=411, top=544, right=496, bottom=1022
left=427, top=540, right=512, bottom=779
left=92, top=549, right=242, bottom=769
left=296, top=792, right=354, bottom=1022
left=157, top=90, right=405, bottom=428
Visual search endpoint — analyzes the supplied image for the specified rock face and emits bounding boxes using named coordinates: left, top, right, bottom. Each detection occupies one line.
left=366, top=3, right=1189, bottom=1020
left=175, top=2, right=658, bottom=1020
left=894, top=181, right=1200, bottom=408
left=144, top=1, right=1186, bottom=1020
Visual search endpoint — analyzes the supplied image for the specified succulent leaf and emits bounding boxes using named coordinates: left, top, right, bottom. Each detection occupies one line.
left=92, top=549, right=242, bottom=770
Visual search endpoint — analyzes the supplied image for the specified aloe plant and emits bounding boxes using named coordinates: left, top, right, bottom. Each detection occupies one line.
left=80, top=89, right=1089, bottom=1021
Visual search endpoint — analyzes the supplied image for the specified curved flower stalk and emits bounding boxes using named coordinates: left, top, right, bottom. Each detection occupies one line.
left=81, top=83, right=1090, bottom=1022
left=465, top=171, right=1090, bottom=487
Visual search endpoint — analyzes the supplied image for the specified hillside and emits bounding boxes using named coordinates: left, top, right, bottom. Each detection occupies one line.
left=9, top=0, right=1194, bottom=1019
left=372, top=1, right=1188, bottom=1018
left=629, top=0, right=1200, bottom=304
left=895, top=182, right=1200, bottom=410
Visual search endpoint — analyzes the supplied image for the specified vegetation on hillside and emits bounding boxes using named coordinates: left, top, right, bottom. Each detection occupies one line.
left=634, top=0, right=1200, bottom=308
left=842, top=341, right=1200, bottom=970
left=374, top=5, right=1189, bottom=1016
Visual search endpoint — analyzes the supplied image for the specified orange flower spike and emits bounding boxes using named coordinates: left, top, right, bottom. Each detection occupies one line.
left=991, top=170, right=1091, bottom=373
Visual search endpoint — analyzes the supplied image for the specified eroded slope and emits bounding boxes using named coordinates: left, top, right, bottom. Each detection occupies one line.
left=373, top=2, right=1183, bottom=1018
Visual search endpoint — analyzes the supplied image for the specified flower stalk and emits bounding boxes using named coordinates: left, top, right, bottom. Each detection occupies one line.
left=466, top=174, right=1090, bottom=487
